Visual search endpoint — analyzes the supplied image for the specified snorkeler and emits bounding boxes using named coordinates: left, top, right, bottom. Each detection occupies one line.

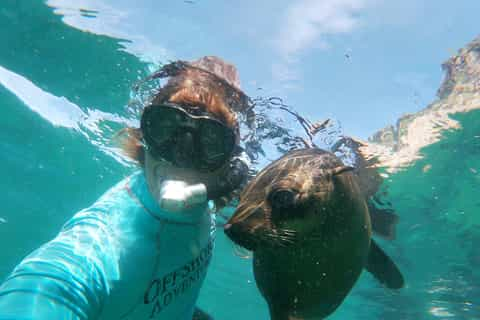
left=0, top=56, right=250, bottom=320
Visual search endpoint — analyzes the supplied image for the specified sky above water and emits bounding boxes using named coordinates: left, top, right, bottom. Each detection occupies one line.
left=46, top=0, right=479, bottom=139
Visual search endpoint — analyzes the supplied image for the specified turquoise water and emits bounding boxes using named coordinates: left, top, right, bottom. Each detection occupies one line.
left=0, top=1, right=479, bottom=319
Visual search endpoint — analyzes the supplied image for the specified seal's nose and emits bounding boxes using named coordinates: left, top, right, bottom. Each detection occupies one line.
left=224, top=223, right=237, bottom=239
left=224, top=222, right=256, bottom=251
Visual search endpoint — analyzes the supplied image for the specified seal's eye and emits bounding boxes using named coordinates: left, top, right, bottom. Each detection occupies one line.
left=267, top=188, right=298, bottom=209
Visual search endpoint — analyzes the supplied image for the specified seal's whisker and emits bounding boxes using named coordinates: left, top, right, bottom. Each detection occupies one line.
left=276, top=229, right=297, bottom=236
left=273, top=231, right=298, bottom=241
left=270, top=238, right=293, bottom=247
left=262, top=229, right=298, bottom=247
left=267, top=230, right=297, bottom=240
left=268, top=237, right=295, bottom=246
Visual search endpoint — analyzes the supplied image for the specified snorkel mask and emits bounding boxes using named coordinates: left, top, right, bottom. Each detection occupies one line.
left=138, top=59, right=252, bottom=203
left=141, top=102, right=237, bottom=172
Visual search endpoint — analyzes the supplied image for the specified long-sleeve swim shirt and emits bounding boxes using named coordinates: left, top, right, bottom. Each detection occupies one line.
left=0, top=171, right=215, bottom=320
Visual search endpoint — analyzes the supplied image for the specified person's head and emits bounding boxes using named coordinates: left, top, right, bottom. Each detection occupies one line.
left=120, top=56, right=250, bottom=205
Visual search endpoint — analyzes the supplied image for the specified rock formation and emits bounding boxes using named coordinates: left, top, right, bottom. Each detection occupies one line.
left=360, top=36, right=480, bottom=172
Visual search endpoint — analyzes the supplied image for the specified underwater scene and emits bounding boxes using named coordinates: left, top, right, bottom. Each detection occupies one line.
left=0, top=1, right=479, bottom=319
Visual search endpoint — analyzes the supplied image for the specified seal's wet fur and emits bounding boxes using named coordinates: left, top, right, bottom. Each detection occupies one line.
left=225, top=148, right=404, bottom=320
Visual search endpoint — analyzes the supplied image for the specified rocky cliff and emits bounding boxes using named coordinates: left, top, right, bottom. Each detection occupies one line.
left=360, top=36, right=480, bottom=172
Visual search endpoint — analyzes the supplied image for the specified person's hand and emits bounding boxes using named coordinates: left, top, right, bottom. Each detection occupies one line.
left=158, top=180, right=207, bottom=212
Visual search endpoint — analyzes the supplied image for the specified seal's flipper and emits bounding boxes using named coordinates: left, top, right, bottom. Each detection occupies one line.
left=366, top=240, right=404, bottom=289
left=368, top=203, right=399, bottom=240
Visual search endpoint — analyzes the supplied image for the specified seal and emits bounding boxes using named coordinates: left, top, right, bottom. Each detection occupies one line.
left=224, top=148, right=404, bottom=320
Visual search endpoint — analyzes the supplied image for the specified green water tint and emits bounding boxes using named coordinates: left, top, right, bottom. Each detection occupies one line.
left=0, top=1, right=148, bottom=278
left=384, top=110, right=480, bottom=229
left=0, top=0, right=148, bottom=111
left=0, top=1, right=479, bottom=319
left=370, top=109, right=480, bottom=319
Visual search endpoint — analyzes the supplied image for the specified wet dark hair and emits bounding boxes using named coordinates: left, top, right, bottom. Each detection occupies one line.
left=115, top=127, right=145, bottom=165
left=117, top=60, right=249, bottom=166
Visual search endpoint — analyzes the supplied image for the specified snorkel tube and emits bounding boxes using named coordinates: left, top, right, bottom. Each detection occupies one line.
left=157, top=180, right=207, bottom=212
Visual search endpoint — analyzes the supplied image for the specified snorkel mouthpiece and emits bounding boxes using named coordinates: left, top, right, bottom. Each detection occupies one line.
left=158, top=180, right=207, bottom=212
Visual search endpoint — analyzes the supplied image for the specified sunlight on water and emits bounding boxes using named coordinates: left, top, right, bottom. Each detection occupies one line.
left=429, top=306, right=455, bottom=318
left=46, top=0, right=171, bottom=64
left=0, top=65, right=85, bottom=129
left=0, top=64, right=141, bottom=166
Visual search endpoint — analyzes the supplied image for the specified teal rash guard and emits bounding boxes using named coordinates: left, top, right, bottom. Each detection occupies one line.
left=0, top=171, right=216, bottom=320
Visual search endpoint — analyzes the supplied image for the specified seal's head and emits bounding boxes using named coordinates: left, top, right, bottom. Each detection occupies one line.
left=225, top=148, right=361, bottom=251
left=225, top=149, right=403, bottom=320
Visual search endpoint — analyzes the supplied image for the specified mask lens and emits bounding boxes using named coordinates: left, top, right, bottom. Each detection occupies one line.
left=142, top=104, right=235, bottom=171
left=199, top=120, right=235, bottom=169
left=144, top=107, right=184, bottom=145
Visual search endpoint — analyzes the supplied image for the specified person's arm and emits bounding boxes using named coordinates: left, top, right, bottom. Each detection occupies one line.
left=0, top=171, right=216, bottom=320
left=0, top=210, right=116, bottom=320
left=0, top=292, right=83, bottom=320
